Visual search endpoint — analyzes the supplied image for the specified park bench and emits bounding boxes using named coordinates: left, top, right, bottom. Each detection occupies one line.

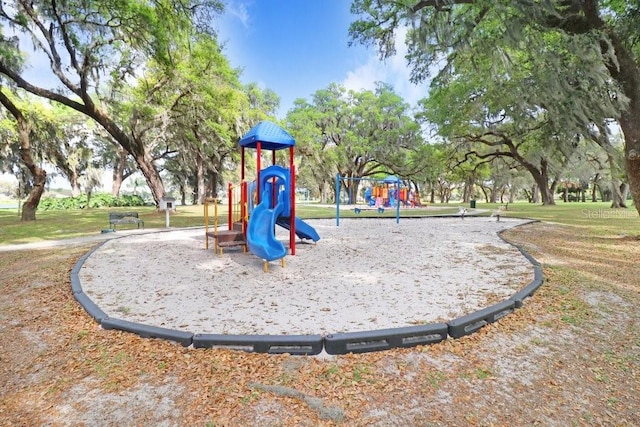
left=108, top=212, right=144, bottom=230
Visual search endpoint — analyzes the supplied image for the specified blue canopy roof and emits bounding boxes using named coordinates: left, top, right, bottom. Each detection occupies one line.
left=239, top=121, right=295, bottom=151
left=383, top=175, right=400, bottom=184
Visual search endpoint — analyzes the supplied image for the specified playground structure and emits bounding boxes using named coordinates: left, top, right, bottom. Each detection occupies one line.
left=205, top=121, right=320, bottom=271
left=338, top=175, right=422, bottom=208
left=204, top=185, right=247, bottom=256
left=363, top=176, right=414, bottom=208
left=335, top=174, right=425, bottom=225
left=364, top=185, right=420, bottom=208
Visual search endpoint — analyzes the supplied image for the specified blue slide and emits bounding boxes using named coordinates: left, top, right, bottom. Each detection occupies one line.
left=247, top=166, right=321, bottom=262
left=276, top=216, right=320, bottom=242
left=247, top=190, right=287, bottom=262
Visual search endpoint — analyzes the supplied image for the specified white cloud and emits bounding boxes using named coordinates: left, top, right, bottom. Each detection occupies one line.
left=341, top=27, right=430, bottom=107
left=225, top=1, right=251, bottom=29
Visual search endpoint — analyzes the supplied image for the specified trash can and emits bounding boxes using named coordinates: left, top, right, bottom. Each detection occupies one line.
left=470, top=199, right=476, bottom=209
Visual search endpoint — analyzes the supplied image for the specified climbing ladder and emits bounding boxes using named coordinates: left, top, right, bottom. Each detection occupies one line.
left=204, top=182, right=248, bottom=255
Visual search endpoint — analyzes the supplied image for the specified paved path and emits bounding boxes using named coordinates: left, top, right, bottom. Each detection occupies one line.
left=0, top=227, right=197, bottom=252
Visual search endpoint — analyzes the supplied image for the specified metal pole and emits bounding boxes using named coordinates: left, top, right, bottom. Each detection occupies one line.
left=290, top=146, right=296, bottom=255
left=396, top=182, right=400, bottom=224
left=227, top=182, right=233, bottom=229
left=335, top=173, right=340, bottom=226
left=256, top=142, right=262, bottom=204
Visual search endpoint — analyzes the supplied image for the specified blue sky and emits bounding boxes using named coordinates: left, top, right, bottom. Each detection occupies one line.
left=215, top=0, right=430, bottom=118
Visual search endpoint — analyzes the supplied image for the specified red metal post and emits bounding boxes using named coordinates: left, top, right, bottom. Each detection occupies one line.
left=241, top=181, right=248, bottom=236
left=241, top=147, right=245, bottom=181
left=290, top=145, right=296, bottom=255
left=256, top=142, right=262, bottom=204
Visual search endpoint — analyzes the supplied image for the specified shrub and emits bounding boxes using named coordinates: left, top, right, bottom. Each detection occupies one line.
left=38, top=193, right=147, bottom=210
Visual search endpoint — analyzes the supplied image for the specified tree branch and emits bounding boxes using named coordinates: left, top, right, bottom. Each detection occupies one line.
left=19, top=0, right=81, bottom=94
left=412, top=0, right=475, bottom=13
left=0, top=62, right=86, bottom=113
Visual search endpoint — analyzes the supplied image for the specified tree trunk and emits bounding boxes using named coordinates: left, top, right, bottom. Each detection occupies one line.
left=132, top=151, right=164, bottom=207
left=20, top=168, right=46, bottom=221
left=0, top=89, right=47, bottom=221
left=620, top=115, right=639, bottom=214
left=125, top=151, right=164, bottom=207
left=111, top=148, right=128, bottom=197
left=610, top=177, right=626, bottom=208
left=605, top=32, right=640, bottom=216
left=531, top=184, right=540, bottom=204
left=462, top=176, right=474, bottom=203
left=352, top=180, right=361, bottom=204
left=591, top=173, right=599, bottom=202
left=70, top=174, right=81, bottom=198
left=489, top=185, right=498, bottom=203
left=538, top=184, right=555, bottom=205
left=318, top=183, right=326, bottom=204
left=479, top=185, right=489, bottom=203
left=621, top=183, right=630, bottom=202
left=196, top=154, right=205, bottom=204
left=594, top=124, right=627, bottom=208
left=522, top=159, right=555, bottom=205
left=179, top=183, right=187, bottom=206
left=508, top=184, right=516, bottom=204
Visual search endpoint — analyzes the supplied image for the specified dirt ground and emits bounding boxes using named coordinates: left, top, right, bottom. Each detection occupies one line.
left=0, top=221, right=638, bottom=426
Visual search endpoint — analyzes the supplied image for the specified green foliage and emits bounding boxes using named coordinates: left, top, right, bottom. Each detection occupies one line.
left=287, top=82, right=422, bottom=201
left=37, top=193, right=145, bottom=210
left=1, top=0, right=227, bottom=206
left=349, top=0, right=640, bottom=214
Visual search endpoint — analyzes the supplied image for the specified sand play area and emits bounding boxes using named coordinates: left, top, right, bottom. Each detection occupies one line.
left=78, top=217, right=535, bottom=336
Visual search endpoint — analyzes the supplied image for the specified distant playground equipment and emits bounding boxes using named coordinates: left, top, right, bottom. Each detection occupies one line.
left=205, top=121, right=320, bottom=271
left=335, top=174, right=423, bottom=225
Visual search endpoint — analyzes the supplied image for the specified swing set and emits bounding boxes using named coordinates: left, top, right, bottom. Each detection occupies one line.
left=335, top=174, right=415, bottom=225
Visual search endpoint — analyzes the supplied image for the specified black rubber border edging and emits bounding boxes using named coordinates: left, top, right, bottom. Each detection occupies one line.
left=447, top=300, right=515, bottom=338
left=324, top=324, right=448, bottom=355
left=70, top=244, right=108, bottom=322
left=102, top=317, right=193, bottom=347
left=498, top=221, right=545, bottom=308
left=70, top=219, right=544, bottom=355
left=193, top=333, right=323, bottom=355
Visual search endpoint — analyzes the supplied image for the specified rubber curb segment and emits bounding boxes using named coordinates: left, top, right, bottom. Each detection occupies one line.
left=102, top=317, right=194, bottom=347
left=73, top=291, right=108, bottom=322
left=508, top=244, right=544, bottom=308
left=497, top=221, right=545, bottom=308
left=193, top=334, right=324, bottom=355
left=447, top=300, right=516, bottom=339
left=324, top=324, right=448, bottom=355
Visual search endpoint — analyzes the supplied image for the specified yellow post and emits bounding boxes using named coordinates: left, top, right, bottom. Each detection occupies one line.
left=263, top=261, right=268, bottom=273
left=204, top=197, right=220, bottom=254
left=214, top=199, right=219, bottom=255
left=204, top=199, right=210, bottom=250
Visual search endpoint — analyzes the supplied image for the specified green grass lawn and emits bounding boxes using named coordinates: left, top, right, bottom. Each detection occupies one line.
left=0, top=200, right=638, bottom=245
left=481, top=200, right=640, bottom=236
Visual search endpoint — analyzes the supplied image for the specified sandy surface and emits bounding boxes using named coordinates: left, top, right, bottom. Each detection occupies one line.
left=78, top=217, right=535, bottom=336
